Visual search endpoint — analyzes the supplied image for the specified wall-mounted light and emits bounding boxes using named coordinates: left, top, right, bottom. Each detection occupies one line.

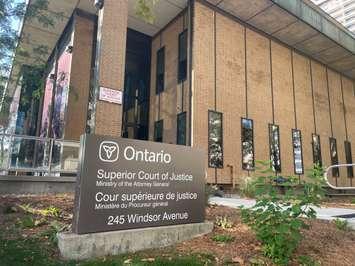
left=94, top=0, right=104, bottom=10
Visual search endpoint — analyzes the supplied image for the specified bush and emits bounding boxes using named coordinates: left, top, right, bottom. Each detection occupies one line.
left=40, top=221, right=67, bottom=245
left=298, top=255, right=320, bottom=266
left=240, top=176, right=258, bottom=198
left=19, top=216, right=35, bottom=228
left=215, top=216, right=233, bottom=229
left=334, top=218, right=349, bottom=231
left=241, top=162, right=325, bottom=265
left=211, top=234, right=235, bottom=243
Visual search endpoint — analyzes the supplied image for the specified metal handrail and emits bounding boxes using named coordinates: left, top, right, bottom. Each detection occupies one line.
left=0, top=133, right=80, bottom=175
left=0, top=133, right=80, bottom=145
left=324, top=164, right=355, bottom=190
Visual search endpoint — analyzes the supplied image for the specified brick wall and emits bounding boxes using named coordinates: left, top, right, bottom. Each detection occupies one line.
left=65, top=14, right=94, bottom=140
left=149, top=11, right=190, bottom=145
left=193, top=1, right=355, bottom=186
left=94, top=0, right=128, bottom=137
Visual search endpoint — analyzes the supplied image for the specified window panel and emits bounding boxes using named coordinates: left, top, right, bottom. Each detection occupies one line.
left=269, top=124, right=281, bottom=173
left=241, top=118, right=254, bottom=170
left=292, top=129, right=304, bottom=175
left=177, top=112, right=187, bottom=145
left=312, top=134, right=322, bottom=166
left=156, top=47, right=165, bottom=94
left=345, top=141, right=354, bottom=178
left=154, top=120, right=163, bottom=143
left=178, top=30, right=188, bottom=83
left=208, top=111, right=223, bottom=168
left=329, top=137, right=340, bottom=177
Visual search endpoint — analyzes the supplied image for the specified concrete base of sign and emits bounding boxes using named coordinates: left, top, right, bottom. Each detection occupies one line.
left=58, top=222, right=214, bottom=260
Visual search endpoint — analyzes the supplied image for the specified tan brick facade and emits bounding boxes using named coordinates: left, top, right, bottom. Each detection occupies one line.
left=149, top=12, right=190, bottom=145
left=192, top=1, right=355, bottom=186
left=39, top=1, right=355, bottom=187
left=65, top=14, right=94, bottom=140
left=94, top=0, right=128, bottom=137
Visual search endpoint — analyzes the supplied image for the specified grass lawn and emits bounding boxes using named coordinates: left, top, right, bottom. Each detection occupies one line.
left=0, top=233, right=214, bottom=266
left=1, top=194, right=355, bottom=265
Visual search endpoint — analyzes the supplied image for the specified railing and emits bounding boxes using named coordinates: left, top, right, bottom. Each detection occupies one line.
left=324, top=164, right=355, bottom=190
left=0, top=133, right=80, bottom=176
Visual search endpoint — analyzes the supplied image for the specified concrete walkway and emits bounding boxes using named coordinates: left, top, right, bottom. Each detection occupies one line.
left=209, top=196, right=355, bottom=230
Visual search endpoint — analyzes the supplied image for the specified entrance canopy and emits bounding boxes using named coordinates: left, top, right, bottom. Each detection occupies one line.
left=6, top=0, right=355, bottom=99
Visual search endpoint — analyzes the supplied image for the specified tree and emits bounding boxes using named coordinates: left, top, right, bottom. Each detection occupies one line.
left=135, top=0, right=158, bottom=24
left=0, top=0, right=61, bottom=126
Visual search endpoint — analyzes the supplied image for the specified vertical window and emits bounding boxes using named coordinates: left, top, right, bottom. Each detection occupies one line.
left=177, top=112, right=187, bottom=145
left=269, top=124, right=281, bottom=173
left=154, top=120, right=163, bottom=143
left=178, top=30, right=188, bottom=83
left=156, top=47, right=165, bottom=94
left=329, top=137, right=339, bottom=177
left=208, top=111, right=223, bottom=168
left=241, top=118, right=254, bottom=170
left=312, top=134, right=322, bottom=166
left=345, top=141, right=354, bottom=178
left=292, top=129, right=304, bottom=175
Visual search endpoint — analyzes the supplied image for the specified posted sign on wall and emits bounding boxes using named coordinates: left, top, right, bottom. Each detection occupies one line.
left=73, top=135, right=205, bottom=234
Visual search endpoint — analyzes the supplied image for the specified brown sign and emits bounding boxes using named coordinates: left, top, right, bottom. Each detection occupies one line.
left=73, top=134, right=205, bottom=234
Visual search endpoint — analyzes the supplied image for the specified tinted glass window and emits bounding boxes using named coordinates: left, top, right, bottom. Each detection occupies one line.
left=269, top=124, right=281, bottom=173
left=312, top=134, right=322, bottom=166
left=292, top=129, right=304, bottom=175
left=156, top=47, right=165, bottom=94
left=154, top=120, right=163, bottom=143
left=329, top=138, right=339, bottom=177
left=208, top=111, right=223, bottom=168
left=241, top=118, right=254, bottom=170
left=177, top=112, right=187, bottom=145
left=178, top=30, right=188, bottom=83
left=345, top=141, right=354, bottom=178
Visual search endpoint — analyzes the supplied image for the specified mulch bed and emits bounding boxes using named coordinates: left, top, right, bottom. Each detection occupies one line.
left=1, top=194, right=355, bottom=265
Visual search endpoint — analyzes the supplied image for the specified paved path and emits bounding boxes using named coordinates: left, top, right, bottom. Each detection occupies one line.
left=209, top=196, right=355, bottom=229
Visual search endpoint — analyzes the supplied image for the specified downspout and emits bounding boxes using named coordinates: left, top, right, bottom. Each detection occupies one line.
left=188, top=0, right=195, bottom=147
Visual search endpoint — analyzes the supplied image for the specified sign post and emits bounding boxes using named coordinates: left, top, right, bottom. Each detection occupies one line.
left=72, top=134, right=205, bottom=234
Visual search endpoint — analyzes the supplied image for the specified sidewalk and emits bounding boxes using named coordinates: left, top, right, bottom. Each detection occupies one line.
left=209, top=196, right=355, bottom=230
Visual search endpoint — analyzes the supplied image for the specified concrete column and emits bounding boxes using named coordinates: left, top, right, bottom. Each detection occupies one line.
left=94, top=0, right=128, bottom=136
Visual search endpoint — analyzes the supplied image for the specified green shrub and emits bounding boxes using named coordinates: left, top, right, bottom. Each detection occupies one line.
left=240, top=177, right=258, bottom=198
left=298, top=255, right=320, bottom=266
left=40, top=221, right=67, bottom=245
left=211, top=234, right=235, bottom=243
left=351, top=198, right=355, bottom=204
left=241, top=162, right=325, bottom=265
left=215, top=216, right=233, bottom=229
left=334, top=218, right=349, bottom=231
left=41, top=206, right=61, bottom=218
left=19, top=216, right=35, bottom=228
left=18, top=204, right=61, bottom=218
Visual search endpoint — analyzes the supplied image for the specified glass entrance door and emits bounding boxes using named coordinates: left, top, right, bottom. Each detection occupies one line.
left=122, top=29, right=151, bottom=140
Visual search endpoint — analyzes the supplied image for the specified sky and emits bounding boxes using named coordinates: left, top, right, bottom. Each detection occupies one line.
left=1, top=0, right=26, bottom=81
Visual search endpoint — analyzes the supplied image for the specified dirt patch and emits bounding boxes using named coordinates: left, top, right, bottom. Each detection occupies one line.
left=1, top=195, right=355, bottom=265
left=322, top=197, right=355, bottom=210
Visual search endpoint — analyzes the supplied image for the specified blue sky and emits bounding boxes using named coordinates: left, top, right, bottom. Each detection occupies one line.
left=1, top=0, right=26, bottom=79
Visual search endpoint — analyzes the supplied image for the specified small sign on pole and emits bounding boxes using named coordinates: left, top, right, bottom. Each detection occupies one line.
left=99, top=87, right=122, bottom=104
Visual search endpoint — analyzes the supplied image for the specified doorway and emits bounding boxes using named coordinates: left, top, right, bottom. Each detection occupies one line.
left=122, top=29, right=151, bottom=140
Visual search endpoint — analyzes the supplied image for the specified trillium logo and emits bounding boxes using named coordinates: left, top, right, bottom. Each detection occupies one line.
left=99, top=141, right=119, bottom=162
